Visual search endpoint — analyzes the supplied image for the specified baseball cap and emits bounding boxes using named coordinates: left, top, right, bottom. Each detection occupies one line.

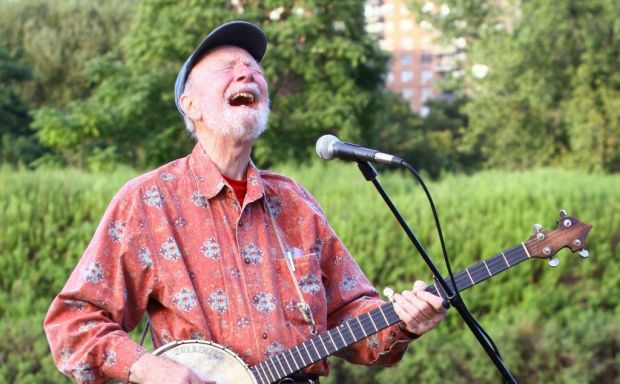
left=174, top=20, right=267, bottom=115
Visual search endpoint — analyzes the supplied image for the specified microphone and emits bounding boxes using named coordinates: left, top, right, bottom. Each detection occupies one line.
left=315, top=134, right=404, bottom=166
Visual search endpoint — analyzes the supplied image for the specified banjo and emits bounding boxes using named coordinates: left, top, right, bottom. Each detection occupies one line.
left=122, top=211, right=591, bottom=384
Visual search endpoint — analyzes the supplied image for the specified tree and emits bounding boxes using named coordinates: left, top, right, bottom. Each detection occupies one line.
left=410, top=0, right=620, bottom=172
left=0, top=0, right=136, bottom=167
left=0, top=48, right=44, bottom=166
left=0, top=0, right=136, bottom=107
left=29, top=0, right=400, bottom=169
left=418, top=96, right=474, bottom=177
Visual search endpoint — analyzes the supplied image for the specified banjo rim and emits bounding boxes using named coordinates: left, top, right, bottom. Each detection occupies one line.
left=153, top=339, right=258, bottom=384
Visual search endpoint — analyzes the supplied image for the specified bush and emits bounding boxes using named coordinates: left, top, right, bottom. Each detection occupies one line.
left=1, top=165, right=618, bottom=383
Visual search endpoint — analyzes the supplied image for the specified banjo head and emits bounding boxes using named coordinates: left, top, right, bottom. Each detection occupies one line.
left=153, top=340, right=257, bottom=384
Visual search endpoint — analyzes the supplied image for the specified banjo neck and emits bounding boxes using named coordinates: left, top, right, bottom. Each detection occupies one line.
left=251, top=244, right=531, bottom=384
left=251, top=209, right=593, bottom=384
left=251, top=301, right=400, bottom=384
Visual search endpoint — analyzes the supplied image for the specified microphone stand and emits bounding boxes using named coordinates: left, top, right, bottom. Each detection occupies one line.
left=356, top=160, right=518, bottom=384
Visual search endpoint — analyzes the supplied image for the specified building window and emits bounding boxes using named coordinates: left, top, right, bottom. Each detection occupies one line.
left=401, top=54, right=413, bottom=65
left=400, top=71, right=414, bottom=83
left=386, top=72, right=394, bottom=84
left=381, top=3, right=394, bottom=15
left=400, top=20, right=413, bottom=31
left=421, top=87, right=433, bottom=102
left=421, top=70, right=433, bottom=83
left=402, top=88, right=414, bottom=100
left=420, top=106, right=430, bottom=117
left=421, top=52, right=433, bottom=64
left=401, top=37, right=414, bottom=49
left=365, top=22, right=384, bottom=34
left=364, top=4, right=377, bottom=18
left=380, top=39, right=392, bottom=51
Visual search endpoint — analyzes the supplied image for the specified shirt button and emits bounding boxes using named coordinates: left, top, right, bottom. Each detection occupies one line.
left=262, top=333, right=268, bottom=339
left=238, top=220, right=244, bottom=227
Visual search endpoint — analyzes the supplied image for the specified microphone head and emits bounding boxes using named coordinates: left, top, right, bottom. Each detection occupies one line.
left=315, top=134, right=340, bottom=160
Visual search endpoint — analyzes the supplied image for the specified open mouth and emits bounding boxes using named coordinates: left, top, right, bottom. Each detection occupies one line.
left=228, top=92, right=256, bottom=107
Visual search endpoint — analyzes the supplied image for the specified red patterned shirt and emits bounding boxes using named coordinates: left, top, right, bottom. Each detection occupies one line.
left=44, top=143, right=413, bottom=383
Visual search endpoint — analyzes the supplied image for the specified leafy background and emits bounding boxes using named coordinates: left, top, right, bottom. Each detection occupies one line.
left=1, top=165, right=618, bottom=383
left=1, top=0, right=619, bottom=383
left=2, top=0, right=619, bottom=174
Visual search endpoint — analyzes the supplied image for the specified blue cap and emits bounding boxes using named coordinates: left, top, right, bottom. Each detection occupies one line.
left=174, top=20, right=267, bottom=116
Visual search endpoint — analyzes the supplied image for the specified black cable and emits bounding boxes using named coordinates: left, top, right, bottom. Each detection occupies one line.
left=400, top=160, right=502, bottom=357
left=139, top=318, right=150, bottom=346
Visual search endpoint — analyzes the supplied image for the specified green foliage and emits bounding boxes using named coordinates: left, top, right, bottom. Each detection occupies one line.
left=31, top=102, right=103, bottom=168
left=19, top=0, right=404, bottom=169
left=0, top=0, right=136, bottom=106
left=0, top=48, right=30, bottom=125
left=0, top=0, right=136, bottom=169
left=249, top=1, right=390, bottom=165
left=4, top=165, right=617, bottom=383
left=0, top=47, right=45, bottom=166
left=3, top=0, right=620, bottom=176
left=0, top=316, right=64, bottom=384
left=0, top=166, right=136, bottom=383
left=411, top=0, right=620, bottom=173
left=366, top=93, right=473, bottom=179
left=0, top=163, right=620, bottom=384
left=277, top=163, right=620, bottom=383
left=410, top=96, right=474, bottom=177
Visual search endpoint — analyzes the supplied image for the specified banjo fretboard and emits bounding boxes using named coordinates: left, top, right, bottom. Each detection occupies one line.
left=250, top=243, right=532, bottom=384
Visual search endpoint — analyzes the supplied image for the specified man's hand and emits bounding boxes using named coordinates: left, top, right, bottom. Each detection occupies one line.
left=129, top=353, right=215, bottom=384
left=392, top=280, right=448, bottom=336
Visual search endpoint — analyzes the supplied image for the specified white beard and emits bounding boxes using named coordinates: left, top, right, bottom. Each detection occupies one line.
left=203, top=85, right=270, bottom=141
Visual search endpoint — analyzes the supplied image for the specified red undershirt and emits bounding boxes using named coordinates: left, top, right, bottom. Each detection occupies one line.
left=222, top=174, right=247, bottom=206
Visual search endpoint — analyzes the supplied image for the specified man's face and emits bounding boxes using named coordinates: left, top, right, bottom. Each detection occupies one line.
left=184, top=45, right=270, bottom=141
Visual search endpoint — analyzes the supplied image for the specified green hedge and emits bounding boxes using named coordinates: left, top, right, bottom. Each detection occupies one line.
left=1, top=164, right=618, bottom=383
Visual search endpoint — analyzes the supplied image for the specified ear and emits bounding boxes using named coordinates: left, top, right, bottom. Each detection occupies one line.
left=179, top=93, right=202, bottom=121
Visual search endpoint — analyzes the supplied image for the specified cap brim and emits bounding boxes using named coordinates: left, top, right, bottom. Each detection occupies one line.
left=175, top=21, right=267, bottom=115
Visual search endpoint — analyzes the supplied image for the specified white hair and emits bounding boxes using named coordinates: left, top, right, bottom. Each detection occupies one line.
left=203, top=86, right=270, bottom=141
left=182, top=114, right=197, bottom=138
left=181, top=73, right=198, bottom=138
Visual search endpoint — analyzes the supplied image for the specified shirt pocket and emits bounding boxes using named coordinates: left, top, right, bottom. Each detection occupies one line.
left=274, top=253, right=327, bottom=335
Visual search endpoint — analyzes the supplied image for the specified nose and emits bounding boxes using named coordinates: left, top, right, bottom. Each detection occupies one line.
left=234, top=63, right=254, bottom=83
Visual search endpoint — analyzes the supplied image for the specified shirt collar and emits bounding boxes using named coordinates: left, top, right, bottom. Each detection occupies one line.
left=188, top=143, right=265, bottom=205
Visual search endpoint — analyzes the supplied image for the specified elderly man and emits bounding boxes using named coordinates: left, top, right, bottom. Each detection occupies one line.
left=44, top=21, right=447, bottom=384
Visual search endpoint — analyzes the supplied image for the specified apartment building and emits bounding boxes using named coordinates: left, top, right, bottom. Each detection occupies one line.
left=365, top=0, right=462, bottom=115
